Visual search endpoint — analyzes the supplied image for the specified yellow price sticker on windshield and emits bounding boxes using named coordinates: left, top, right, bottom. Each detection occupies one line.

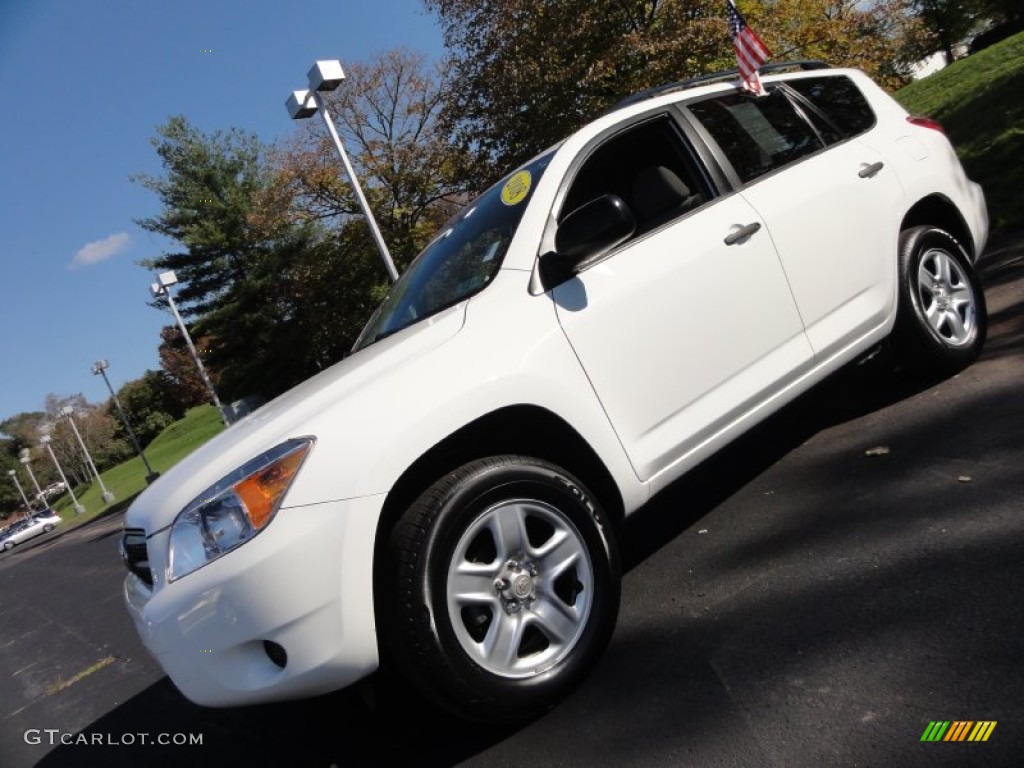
left=501, top=170, right=532, bottom=206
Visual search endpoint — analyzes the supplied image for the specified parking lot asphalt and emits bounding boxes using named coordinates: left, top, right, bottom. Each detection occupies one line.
left=1, top=234, right=1022, bottom=768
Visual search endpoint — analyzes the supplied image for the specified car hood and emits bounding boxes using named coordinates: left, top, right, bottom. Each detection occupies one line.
left=124, top=303, right=466, bottom=533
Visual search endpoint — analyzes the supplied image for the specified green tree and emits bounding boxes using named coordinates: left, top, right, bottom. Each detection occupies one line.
left=136, top=117, right=334, bottom=400
left=908, top=0, right=986, bottom=62
left=135, top=117, right=271, bottom=316
left=113, top=370, right=185, bottom=447
left=157, top=325, right=216, bottom=408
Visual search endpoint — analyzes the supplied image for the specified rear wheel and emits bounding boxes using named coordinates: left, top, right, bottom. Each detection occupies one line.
left=382, top=456, right=620, bottom=722
left=894, top=226, right=986, bottom=374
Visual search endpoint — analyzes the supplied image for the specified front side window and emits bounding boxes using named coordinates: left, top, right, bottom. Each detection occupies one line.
left=688, top=89, right=824, bottom=184
left=560, top=115, right=712, bottom=239
left=354, top=151, right=553, bottom=350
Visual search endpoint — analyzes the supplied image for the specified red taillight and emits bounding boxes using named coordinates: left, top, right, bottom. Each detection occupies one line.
left=906, top=115, right=946, bottom=134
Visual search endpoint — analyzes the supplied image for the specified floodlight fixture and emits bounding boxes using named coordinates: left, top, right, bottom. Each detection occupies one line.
left=60, top=405, right=115, bottom=504
left=6, top=468, right=33, bottom=516
left=148, top=275, right=230, bottom=426
left=93, top=358, right=160, bottom=483
left=39, top=433, right=85, bottom=514
left=308, top=60, right=345, bottom=92
left=18, top=450, right=46, bottom=505
left=284, top=59, right=399, bottom=282
left=286, top=90, right=317, bottom=120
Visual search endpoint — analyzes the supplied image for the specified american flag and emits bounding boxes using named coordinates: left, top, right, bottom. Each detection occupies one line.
left=727, top=0, right=771, bottom=95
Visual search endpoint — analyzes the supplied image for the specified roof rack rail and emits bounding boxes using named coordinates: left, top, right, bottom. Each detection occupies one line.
left=610, top=60, right=829, bottom=111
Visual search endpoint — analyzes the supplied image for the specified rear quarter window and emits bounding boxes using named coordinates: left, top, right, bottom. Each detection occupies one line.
left=786, top=76, right=876, bottom=137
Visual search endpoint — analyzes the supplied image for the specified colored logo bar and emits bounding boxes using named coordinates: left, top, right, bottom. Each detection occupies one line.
left=921, top=721, right=997, bottom=742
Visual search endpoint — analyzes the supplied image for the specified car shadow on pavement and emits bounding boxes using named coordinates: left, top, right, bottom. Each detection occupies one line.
left=618, top=356, right=938, bottom=572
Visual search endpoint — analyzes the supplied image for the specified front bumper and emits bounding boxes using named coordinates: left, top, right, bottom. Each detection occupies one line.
left=124, top=494, right=384, bottom=707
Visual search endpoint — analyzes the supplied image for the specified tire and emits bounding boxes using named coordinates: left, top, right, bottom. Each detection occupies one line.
left=2, top=541, right=13, bottom=551
left=894, top=226, right=986, bottom=375
left=382, top=456, right=620, bottom=722
left=43, top=524, right=54, bottom=533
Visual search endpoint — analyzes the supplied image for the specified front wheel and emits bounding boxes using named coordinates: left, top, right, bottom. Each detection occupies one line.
left=382, top=456, right=620, bottom=722
left=894, top=226, right=986, bottom=374
left=2, top=541, right=13, bottom=551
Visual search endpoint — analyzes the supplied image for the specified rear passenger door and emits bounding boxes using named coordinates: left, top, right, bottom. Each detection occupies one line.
left=686, top=78, right=905, bottom=361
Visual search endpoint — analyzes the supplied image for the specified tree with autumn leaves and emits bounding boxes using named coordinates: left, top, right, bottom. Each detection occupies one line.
left=426, top=0, right=932, bottom=179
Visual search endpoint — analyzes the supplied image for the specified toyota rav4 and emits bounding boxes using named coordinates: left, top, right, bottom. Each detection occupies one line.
left=122, top=63, right=987, bottom=722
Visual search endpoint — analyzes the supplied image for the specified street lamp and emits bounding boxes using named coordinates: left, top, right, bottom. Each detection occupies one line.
left=59, top=405, right=115, bottom=505
left=150, top=271, right=230, bottom=427
left=286, top=60, right=399, bottom=282
left=6, top=469, right=33, bottom=517
left=92, top=359, right=160, bottom=484
left=39, top=433, right=85, bottom=515
left=17, top=448, right=45, bottom=507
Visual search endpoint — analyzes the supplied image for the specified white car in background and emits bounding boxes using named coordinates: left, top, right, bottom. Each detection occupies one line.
left=121, top=62, right=987, bottom=722
left=1, top=510, right=62, bottom=550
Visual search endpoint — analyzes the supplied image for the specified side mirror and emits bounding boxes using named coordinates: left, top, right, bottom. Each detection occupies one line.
left=555, top=194, right=636, bottom=271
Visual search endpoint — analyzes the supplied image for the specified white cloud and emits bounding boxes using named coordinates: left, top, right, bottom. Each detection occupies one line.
left=69, top=232, right=131, bottom=270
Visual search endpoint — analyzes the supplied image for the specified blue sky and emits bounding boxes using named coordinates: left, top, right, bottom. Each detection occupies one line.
left=0, top=0, right=443, bottom=422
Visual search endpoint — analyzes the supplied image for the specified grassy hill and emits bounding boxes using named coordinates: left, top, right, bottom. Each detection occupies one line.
left=51, top=404, right=225, bottom=525
left=896, top=30, right=1024, bottom=235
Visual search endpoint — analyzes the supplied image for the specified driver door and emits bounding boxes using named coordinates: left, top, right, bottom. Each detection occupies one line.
left=550, top=114, right=813, bottom=482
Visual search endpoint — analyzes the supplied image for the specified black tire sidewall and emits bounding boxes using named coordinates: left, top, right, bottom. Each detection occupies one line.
left=392, top=457, right=619, bottom=720
left=896, top=226, right=986, bottom=372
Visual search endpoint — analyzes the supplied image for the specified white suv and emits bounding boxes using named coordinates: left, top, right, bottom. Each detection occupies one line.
left=122, top=64, right=987, bottom=722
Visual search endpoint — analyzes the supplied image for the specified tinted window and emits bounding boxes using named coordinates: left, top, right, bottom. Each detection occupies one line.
left=689, top=90, right=823, bottom=184
left=561, top=115, right=711, bottom=237
left=787, top=76, right=876, bottom=138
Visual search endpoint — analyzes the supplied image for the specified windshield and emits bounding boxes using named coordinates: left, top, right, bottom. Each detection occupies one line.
left=353, top=151, right=553, bottom=350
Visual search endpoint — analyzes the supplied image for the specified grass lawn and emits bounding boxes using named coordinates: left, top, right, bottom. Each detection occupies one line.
left=50, top=405, right=225, bottom=527
left=895, top=30, right=1024, bottom=235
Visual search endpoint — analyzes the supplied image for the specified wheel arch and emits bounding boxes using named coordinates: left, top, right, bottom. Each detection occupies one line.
left=900, top=195, right=977, bottom=261
left=371, top=404, right=625, bottom=613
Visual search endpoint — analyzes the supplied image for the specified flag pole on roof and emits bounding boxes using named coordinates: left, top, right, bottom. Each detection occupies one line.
left=727, top=0, right=772, bottom=95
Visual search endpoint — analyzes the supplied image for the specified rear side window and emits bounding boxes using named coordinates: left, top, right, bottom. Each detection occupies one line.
left=688, top=90, right=823, bottom=184
left=786, top=76, right=876, bottom=138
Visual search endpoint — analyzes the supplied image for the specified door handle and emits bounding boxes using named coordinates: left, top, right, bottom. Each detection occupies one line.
left=858, top=161, right=884, bottom=178
left=724, top=222, right=761, bottom=245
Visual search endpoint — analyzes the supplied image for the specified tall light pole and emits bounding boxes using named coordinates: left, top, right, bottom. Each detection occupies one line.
left=17, top=449, right=45, bottom=507
left=150, top=271, right=230, bottom=427
left=92, top=359, right=160, bottom=484
left=40, top=434, right=85, bottom=515
left=60, top=405, right=115, bottom=505
left=286, top=60, right=399, bottom=283
left=6, top=469, right=33, bottom=518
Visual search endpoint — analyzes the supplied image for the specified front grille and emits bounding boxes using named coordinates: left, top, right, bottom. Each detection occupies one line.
left=120, top=528, right=153, bottom=586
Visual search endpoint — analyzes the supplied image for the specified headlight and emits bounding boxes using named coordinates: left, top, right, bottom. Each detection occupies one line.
left=167, top=438, right=313, bottom=582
